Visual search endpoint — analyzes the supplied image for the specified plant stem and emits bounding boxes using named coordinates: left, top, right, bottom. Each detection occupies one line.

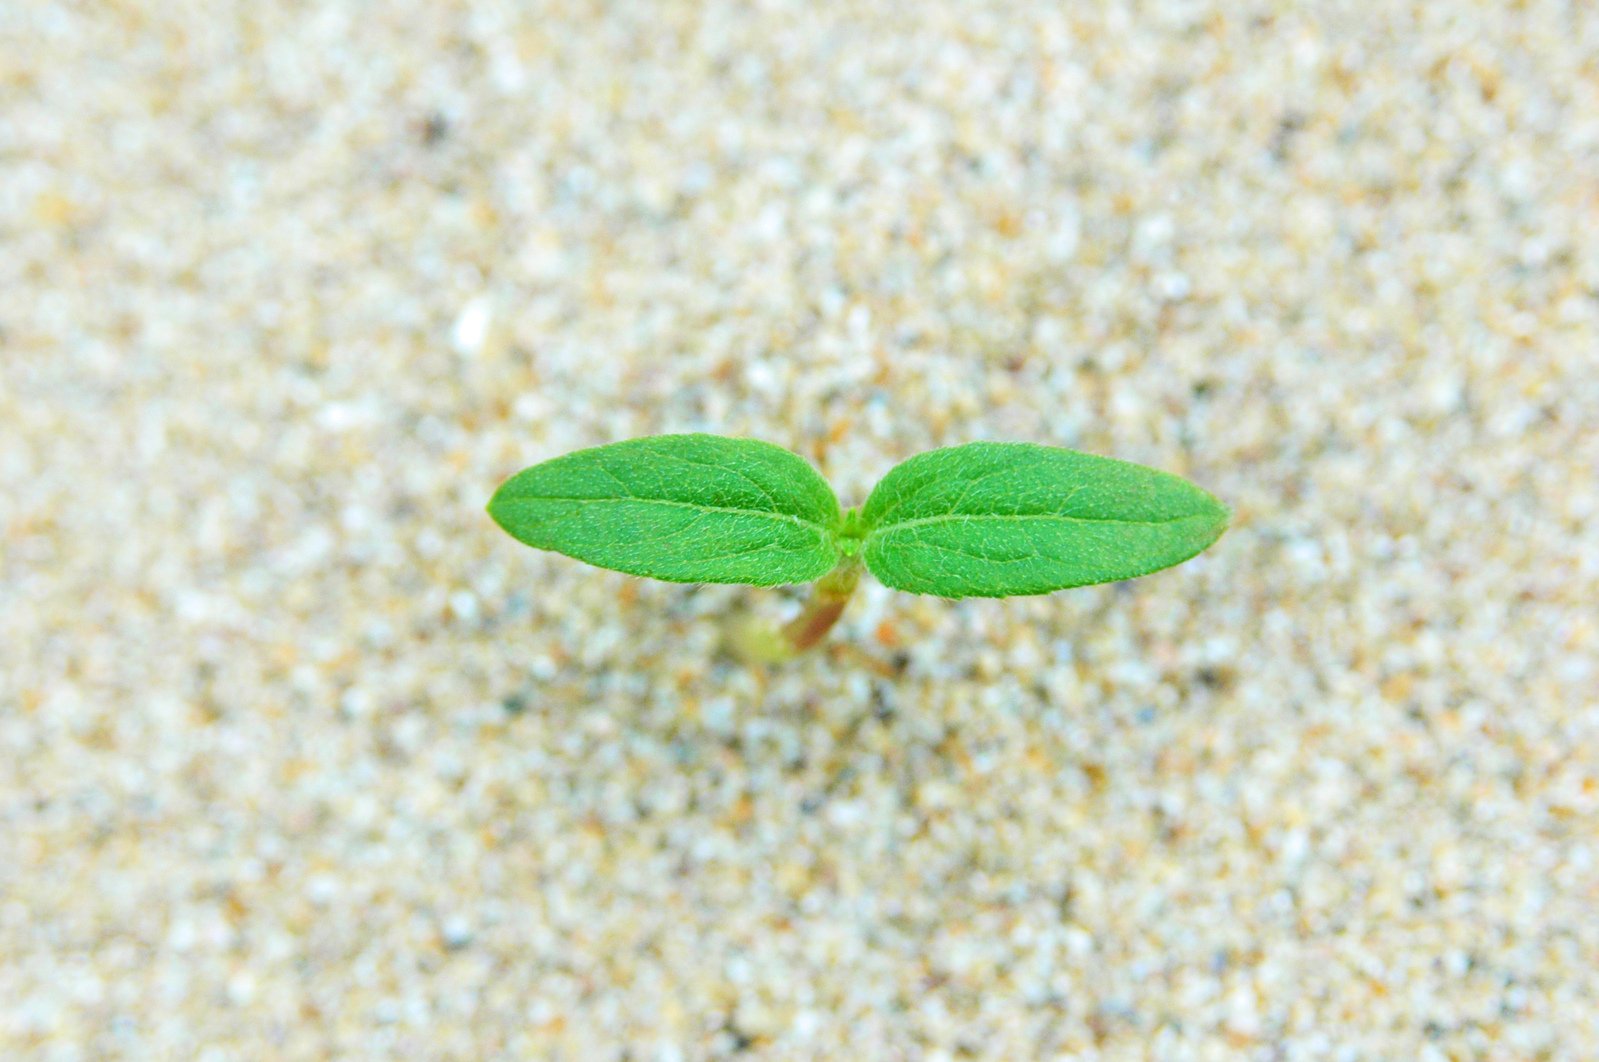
left=729, top=557, right=861, bottom=663
left=780, top=557, right=860, bottom=652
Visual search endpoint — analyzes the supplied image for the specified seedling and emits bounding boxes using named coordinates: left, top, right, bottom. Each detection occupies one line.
left=487, top=434, right=1228, bottom=660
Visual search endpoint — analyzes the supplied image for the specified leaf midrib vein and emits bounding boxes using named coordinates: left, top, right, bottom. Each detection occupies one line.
left=500, top=494, right=832, bottom=536
left=869, top=510, right=1215, bottom=536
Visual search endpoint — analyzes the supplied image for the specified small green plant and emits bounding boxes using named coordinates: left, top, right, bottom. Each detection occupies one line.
left=487, top=434, right=1228, bottom=660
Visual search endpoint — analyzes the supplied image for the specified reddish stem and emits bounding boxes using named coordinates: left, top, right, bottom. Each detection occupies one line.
left=778, top=559, right=860, bottom=655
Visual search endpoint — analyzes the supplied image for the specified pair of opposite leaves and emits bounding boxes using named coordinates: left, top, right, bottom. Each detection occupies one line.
left=487, top=434, right=1229, bottom=599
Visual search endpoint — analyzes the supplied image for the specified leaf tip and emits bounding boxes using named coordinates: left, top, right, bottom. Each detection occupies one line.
left=485, top=476, right=528, bottom=538
left=1204, top=491, right=1232, bottom=535
left=484, top=482, right=509, bottom=527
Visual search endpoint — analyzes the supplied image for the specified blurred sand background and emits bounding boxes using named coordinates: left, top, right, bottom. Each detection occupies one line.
left=4, top=1, right=1598, bottom=1058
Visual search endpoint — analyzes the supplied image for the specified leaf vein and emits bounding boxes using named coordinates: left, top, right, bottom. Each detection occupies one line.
left=497, top=495, right=831, bottom=537
left=871, top=510, right=1210, bottom=536
left=648, top=449, right=788, bottom=514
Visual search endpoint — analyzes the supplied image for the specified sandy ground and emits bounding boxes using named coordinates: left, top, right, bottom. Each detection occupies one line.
left=4, top=1, right=1598, bottom=1058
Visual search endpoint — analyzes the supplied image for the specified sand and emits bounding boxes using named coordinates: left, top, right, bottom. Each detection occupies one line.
left=4, top=1, right=1598, bottom=1058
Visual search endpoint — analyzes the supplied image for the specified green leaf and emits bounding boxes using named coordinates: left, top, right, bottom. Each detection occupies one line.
left=859, top=442, right=1229, bottom=598
left=487, top=434, right=842, bottom=586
